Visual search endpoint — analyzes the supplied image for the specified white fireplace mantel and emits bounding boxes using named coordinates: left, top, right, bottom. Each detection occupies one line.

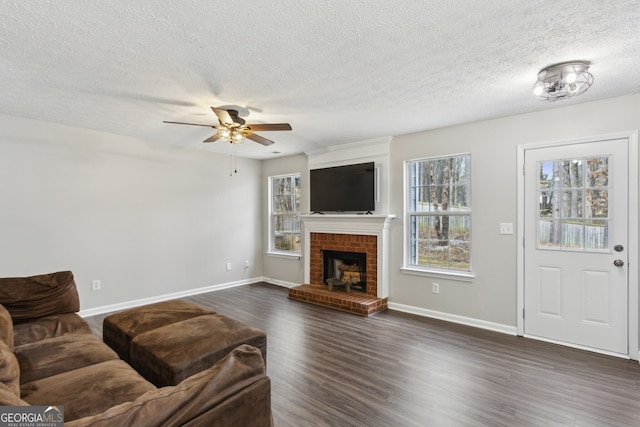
left=301, top=214, right=395, bottom=299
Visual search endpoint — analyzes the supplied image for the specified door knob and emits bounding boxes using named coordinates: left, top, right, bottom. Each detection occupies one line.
left=614, top=259, right=624, bottom=267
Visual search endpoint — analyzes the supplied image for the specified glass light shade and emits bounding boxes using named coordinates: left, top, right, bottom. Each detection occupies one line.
left=532, top=62, right=593, bottom=102
left=533, top=83, right=544, bottom=96
left=217, top=128, right=245, bottom=143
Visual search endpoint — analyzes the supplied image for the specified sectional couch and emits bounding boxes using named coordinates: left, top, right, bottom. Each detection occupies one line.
left=0, top=271, right=272, bottom=426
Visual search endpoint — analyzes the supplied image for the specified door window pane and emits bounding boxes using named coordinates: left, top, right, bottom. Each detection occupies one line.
left=537, top=156, right=610, bottom=252
left=587, top=157, right=609, bottom=187
left=585, top=220, right=608, bottom=250
left=538, top=219, right=560, bottom=248
left=562, top=159, right=583, bottom=187
left=539, top=160, right=561, bottom=188
left=561, top=190, right=583, bottom=218
left=561, top=219, right=584, bottom=249
left=586, top=189, right=608, bottom=218
left=538, top=191, right=555, bottom=218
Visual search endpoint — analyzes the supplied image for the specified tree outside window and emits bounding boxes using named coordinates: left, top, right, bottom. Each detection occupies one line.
left=270, top=174, right=301, bottom=254
left=537, top=156, right=609, bottom=250
left=407, top=155, right=471, bottom=271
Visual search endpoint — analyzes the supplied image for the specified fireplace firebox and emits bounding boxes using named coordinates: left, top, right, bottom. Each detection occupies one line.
left=323, top=250, right=367, bottom=293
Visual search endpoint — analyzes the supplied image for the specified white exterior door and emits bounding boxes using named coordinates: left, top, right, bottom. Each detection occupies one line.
left=524, top=138, right=629, bottom=355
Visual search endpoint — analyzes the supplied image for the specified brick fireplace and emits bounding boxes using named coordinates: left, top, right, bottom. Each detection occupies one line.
left=310, top=233, right=377, bottom=295
left=288, top=214, right=394, bottom=316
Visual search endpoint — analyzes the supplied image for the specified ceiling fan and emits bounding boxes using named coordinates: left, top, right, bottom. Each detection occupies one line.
left=164, top=107, right=292, bottom=146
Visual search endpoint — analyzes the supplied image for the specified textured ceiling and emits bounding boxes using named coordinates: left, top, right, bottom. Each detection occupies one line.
left=1, top=1, right=639, bottom=159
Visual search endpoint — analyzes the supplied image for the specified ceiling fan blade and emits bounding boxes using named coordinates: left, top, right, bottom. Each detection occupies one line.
left=211, top=107, right=233, bottom=124
left=163, top=120, right=219, bottom=128
left=245, top=132, right=275, bottom=146
left=245, top=123, right=292, bottom=131
left=203, top=134, right=222, bottom=143
left=211, top=107, right=245, bottom=125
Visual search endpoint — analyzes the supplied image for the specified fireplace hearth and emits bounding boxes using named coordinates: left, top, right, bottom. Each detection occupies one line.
left=289, top=229, right=388, bottom=315
left=288, top=214, right=394, bottom=316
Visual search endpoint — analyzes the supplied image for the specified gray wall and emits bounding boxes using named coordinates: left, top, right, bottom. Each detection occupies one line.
left=260, top=95, right=640, bottom=333
left=2, top=93, right=638, bottom=331
left=388, top=93, right=640, bottom=329
left=0, top=114, right=263, bottom=311
left=261, top=154, right=308, bottom=286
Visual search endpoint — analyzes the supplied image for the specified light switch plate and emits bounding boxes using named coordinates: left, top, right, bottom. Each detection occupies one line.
left=500, top=223, right=514, bottom=235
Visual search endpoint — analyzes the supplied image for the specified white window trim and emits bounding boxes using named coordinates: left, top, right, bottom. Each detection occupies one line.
left=268, top=173, right=301, bottom=256
left=400, top=266, right=475, bottom=281
left=402, top=154, right=474, bottom=278
left=266, top=250, right=301, bottom=259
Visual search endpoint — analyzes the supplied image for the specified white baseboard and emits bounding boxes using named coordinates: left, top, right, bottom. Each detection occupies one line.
left=79, top=277, right=261, bottom=318
left=261, top=277, right=299, bottom=289
left=388, top=302, right=517, bottom=336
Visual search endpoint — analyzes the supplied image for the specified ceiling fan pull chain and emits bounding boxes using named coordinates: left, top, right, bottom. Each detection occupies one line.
left=229, top=146, right=238, bottom=176
left=234, top=146, right=238, bottom=174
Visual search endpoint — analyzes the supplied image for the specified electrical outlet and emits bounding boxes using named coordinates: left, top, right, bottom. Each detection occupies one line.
left=244, top=260, right=250, bottom=268
left=226, top=262, right=231, bottom=271
left=432, top=282, right=440, bottom=294
left=92, top=280, right=101, bottom=291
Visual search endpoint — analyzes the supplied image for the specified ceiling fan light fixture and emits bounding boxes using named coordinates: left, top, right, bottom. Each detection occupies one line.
left=218, top=127, right=245, bottom=144
left=164, top=106, right=290, bottom=147
left=533, top=61, right=593, bottom=102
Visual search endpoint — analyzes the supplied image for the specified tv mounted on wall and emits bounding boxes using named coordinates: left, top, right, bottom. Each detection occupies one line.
left=310, top=162, right=376, bottom=213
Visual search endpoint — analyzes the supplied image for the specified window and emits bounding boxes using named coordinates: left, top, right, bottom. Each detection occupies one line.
left=269, top=174, right=301, bottom=255
left=405, top=154, right=471, bottom=273
left=537, top=156, right=609, bottom=251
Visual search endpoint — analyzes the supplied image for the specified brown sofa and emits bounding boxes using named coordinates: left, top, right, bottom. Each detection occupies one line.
left=0, top=271, right=273, bottom=426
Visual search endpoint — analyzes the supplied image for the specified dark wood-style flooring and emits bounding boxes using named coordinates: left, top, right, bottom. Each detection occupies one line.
left=85, top=282, right=640, bottom=427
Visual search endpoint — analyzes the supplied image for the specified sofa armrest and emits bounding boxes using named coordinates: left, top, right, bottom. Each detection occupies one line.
left=0, top=305, right=13, bottom=350
left=0, top=382, right=29, bottom=406
left=66, top=345, right=272, bottom=427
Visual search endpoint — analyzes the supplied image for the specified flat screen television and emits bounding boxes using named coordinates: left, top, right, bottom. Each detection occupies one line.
left=310, top=162, right=375, bottom=213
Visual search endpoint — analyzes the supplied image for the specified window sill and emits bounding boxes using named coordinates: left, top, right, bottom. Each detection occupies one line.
left=266, top=251, right=301, bottom=260
left=400, top=266, right=475, bottom=282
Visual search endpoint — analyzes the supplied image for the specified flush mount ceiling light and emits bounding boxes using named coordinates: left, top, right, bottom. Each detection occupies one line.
left=532, top=61, right=594, bottom=102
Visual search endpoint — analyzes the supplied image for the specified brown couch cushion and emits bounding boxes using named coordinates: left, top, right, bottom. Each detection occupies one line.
left=0, top=271, right=80, bottom=320
left=12, top=313, right=92, bottom=347
left=0, top=339, right=20, bottom=397
left=103, top=300, right=214, bottom=362
left=15, top=334, right=119, bottom=384
left=0, top=382, right=29, bottom=406
left=21, top=359, right=157, bottom=423
left=65, top=345, right=272, bottom=427
left=130, top=314, right=266, bottom=387
left=0, top=305, right=13, bottom=350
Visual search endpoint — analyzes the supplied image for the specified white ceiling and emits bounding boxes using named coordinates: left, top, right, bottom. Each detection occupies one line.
left=1, top=1, right=639, bottom=159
